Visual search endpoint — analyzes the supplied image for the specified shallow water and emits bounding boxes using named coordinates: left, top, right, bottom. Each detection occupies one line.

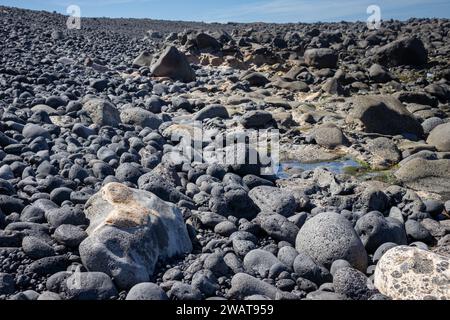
left=276, top=158, right=362, bottom=179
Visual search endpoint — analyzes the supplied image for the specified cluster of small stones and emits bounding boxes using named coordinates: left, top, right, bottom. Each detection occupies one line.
left=0, top=6, right=449, bottom=300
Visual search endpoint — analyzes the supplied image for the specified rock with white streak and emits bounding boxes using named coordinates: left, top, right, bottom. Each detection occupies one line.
left=79, top=183, right=192, bottom=289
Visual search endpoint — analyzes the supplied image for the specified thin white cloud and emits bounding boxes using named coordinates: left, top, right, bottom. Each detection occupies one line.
left=204, top=0, right=449, bottom=23
left=44, top=0, right=155, bottom=9
left=10, top=0, right=450, bottom=22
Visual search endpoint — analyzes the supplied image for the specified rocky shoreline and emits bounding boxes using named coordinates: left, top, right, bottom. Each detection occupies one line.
left=0, top=6, right=449, bottom=300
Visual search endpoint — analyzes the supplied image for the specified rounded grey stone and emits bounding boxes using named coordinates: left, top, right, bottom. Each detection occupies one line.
left=333, top=267, right=374, bottom=300
left=62, top=272, right=118, bottom=300
left=295, top=212, right=368, bottom=271
left=126, top=283, right=168, bottom=300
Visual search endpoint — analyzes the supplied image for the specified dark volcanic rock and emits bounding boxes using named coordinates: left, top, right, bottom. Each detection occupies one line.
left=151, top=46, right=196, bottom=82
left=1, top=5, right=450, bottom=302
left=304, top=48, right=338, bottom=69
left=374, top=37, right=428, bottom=67
left=355, top=212, right=407, bottom=253
left=348, top=95, right=424, bottom=137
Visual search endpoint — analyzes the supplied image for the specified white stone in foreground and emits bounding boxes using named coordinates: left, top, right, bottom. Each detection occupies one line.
left=79, top=183, right=192, bottom=289
left=374, top=246, right=449, bottom=300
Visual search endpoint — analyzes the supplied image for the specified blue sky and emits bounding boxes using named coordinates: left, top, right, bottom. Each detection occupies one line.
left=2, top=0, right=450, bottom=23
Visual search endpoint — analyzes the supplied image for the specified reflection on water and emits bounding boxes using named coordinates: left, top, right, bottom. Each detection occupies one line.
left=277, top=158, right=398, bottom=185
left=277, top=158, right=362, bottom=179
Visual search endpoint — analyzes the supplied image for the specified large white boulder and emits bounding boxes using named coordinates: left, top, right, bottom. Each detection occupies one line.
left=374, top=246, right=450, bottom=300
left=79, top=183, right=192, bottom=289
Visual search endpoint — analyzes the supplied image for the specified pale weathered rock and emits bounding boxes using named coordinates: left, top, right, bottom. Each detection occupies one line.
left=374, top=37, right=428, bottom=67
left=79, top=183, right=192, bottom=289
left=132, top=51, right=153, bottom=67
left=427, top=123, right=450, bottom=152
left=82, top=99, right=121, bottom=127
left=374, top=246, right=450, bottom=300
left=366, top=137, right=401, bottom=169
left=395, top=158, right=450, bottom=197
left=199, top=53, right=224, bottom=66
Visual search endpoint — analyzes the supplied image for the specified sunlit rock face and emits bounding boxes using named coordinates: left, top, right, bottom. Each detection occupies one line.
left=374, top=246, right=450, bottom=300
left=79, top=183, right=192, bottom=289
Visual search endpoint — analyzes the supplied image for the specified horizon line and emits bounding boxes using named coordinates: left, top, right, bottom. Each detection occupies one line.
left=1, top=4, right=449, bottom=25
